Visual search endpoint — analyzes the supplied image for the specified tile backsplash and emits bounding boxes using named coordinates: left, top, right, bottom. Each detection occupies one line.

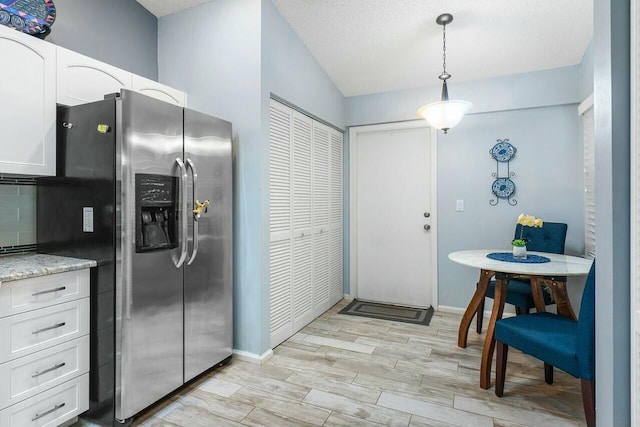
left=0, top=183, right=36, bottom=249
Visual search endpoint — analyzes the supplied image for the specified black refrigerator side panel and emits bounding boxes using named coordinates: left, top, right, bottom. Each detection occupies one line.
left=37, top=100, right=117, bottom=425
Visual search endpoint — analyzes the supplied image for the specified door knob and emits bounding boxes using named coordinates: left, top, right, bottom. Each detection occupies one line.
left=424, top=224, right=431, bottom=231
left=424, top=212, right=431, bottom=218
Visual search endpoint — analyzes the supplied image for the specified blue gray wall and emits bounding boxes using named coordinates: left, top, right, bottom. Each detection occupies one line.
left=260, top=0, right=346, bottom=352
left=261, top=0, right=345, bottom=129
left=579, top=41, right=594, bottom=100
left=49, top=0, right=158, bottom=80
left=345, top=66, right=585, bottom=311
left=436, top=105, right=582, bottom=309
left=159, top=0, right=346, bottom=357
left=593, top=0, right=630, bottom=424
left=159, top=0, right=266, bottom=356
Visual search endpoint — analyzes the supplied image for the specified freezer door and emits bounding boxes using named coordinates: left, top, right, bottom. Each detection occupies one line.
left=184, top=109, right=233, bottom=381
left=115, top=90, right=185, bottom=421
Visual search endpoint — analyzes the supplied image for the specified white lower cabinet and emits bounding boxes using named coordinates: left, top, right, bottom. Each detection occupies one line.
left=0, top=373, right=88, bottom=427
left=0, top=336, right=89, bottom=409
left=0, top=298, right=90, bottom=363
left=0, top=269, right=90, bottom=427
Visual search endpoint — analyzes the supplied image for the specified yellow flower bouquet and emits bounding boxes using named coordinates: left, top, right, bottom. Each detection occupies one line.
left=512, top=214, right=543, bottom=246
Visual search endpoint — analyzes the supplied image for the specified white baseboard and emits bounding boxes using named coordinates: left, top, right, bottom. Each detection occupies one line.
left=436, top=305, right=466, bottom=315
left=232, top=349, right=274, bottom=365
left=343, top=293, right=352, bottom=301
left=437, top=305, right=515, bottom=318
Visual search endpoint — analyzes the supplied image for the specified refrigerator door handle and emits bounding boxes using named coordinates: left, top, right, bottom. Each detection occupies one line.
left=186, top=158, right=199, bottom=265
left=175, top=157, right=189, bottom=268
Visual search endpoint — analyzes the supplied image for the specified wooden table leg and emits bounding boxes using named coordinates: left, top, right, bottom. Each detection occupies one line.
left=458, top=269, right=494, bottom=348
left=529, top=276, right=547, bottom=313
left=480, top=274, right=508, bottom=389
left=548, top=280, right=577, bottom=320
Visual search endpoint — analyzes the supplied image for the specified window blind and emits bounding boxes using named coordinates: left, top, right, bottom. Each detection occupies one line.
left=582, top=104, right=595, bottom=259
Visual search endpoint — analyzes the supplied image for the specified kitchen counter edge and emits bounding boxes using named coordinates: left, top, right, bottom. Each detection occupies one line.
left=0, top=253, right=97, bottom=283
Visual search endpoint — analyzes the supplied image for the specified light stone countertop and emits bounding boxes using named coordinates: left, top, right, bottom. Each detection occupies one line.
left=0, top=253, right=97, bottom=283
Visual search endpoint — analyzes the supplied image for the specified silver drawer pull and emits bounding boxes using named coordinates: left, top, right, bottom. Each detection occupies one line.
left=32, top=286, right=66, bottom=297
left=32, top=322, right=66, bottom=334
left=32, top=362, right=66, bottom=378
left=31, top=402, right=65, bottom=421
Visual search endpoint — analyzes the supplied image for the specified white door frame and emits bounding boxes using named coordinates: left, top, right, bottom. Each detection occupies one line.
left=349, top=120, right=438, bottom=309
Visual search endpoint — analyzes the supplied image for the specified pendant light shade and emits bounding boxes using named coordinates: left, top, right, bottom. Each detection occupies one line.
left=417, top=99, right=472, bottom=132
left=418, top=13, right=471, bottom=134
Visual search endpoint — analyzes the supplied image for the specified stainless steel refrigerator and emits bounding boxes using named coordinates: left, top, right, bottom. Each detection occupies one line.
left=37, top=90, right=233, bottom=426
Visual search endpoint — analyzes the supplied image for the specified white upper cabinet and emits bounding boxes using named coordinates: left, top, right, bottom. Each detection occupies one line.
left=0, top=25, right=55, bottom=176
left=57, top=47, right=132, bottom=106
left=131, top=75, right=187, bottom=107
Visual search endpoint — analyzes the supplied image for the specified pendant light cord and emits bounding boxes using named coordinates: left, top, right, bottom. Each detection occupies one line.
left=442, top=23, right=447, bottom=77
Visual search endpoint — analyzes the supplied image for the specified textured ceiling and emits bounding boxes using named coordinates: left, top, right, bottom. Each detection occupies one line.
left=135, top=0, right=213, bottom=17
left=272, top=0, right=593, bottom=97
left=136, top=1, right=593, bottom=97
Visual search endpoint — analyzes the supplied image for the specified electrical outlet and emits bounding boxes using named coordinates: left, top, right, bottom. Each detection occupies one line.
left=456, top=200, right=464, bottom=212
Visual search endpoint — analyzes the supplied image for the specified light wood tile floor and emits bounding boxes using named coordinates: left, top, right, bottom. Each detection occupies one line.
left=88, top=300, right=588, bottom=427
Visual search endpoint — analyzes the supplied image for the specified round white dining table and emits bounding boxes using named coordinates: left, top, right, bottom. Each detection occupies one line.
left=449, top=249, right=593, bottom=389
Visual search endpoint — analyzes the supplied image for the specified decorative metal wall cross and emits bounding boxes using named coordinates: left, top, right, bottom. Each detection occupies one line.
left=489, top=138, right=517, bottom=206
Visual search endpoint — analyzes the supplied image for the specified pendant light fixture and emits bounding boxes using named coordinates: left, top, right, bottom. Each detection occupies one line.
left=417, top=13, right=472, bottom=134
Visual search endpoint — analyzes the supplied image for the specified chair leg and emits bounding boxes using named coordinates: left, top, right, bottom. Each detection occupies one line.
left=544, top=363, right=554, bottom=385
left=515, top=306, right=529, bottom=316
left=476, top=288, right=485, bottom=334
left=495, top=341, right=509, bottom=397
left=581, top=379, right=596, bottom=427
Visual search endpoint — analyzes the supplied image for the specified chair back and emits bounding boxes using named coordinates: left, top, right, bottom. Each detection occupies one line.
left=576, top=261, right=596, bottom=380
left=514, top=222, right=568, bottom=254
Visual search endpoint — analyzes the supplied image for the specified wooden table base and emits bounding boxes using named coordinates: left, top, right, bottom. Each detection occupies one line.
left=458, top=269, right=494, bottom=348
left=458, top=272, right=576, bottom=389
left=479, top=275, right=509, bottom=389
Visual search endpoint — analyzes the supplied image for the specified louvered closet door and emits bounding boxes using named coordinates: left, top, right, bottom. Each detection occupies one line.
left=269, top=100, right=293, bottom=347
left=312, top=122, right=331, bottom=315
left=329, top=129, right=344, bottom=304
left=292, top=111, right=314, bottom=330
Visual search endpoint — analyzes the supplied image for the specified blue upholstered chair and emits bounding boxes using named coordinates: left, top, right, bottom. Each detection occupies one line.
left=494, top=261, right=595, bottom=427
left=476, top=222, right=568, bottom=333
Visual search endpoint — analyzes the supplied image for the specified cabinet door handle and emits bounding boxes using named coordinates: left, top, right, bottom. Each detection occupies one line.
left=32, top=362, right=66, bottom=378
left=32, top=286, right=66, bottom=296
left=32, top=322, right=66, bottom=334
left=31, top=402, right=65, bottom=421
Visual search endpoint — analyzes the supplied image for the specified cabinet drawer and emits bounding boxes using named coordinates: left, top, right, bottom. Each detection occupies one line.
left=0, top=373, right=88, bottom=427
left=0, top=270, right=90, bottom=318
left=0, top=299, right=89, bottom=363
left=0, top=336, right=89, bottom=409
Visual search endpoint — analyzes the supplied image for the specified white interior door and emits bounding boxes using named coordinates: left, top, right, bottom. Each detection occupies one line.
left=354, top=126, right=433, bottom=308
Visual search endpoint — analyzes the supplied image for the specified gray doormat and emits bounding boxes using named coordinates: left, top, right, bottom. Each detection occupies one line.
left=339, top=299, right=434, bottom=326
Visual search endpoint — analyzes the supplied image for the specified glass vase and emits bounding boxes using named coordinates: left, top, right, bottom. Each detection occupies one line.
left=512, top=245, right=527, bottom=259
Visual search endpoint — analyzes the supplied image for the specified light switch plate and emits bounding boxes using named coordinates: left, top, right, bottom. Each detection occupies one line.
left=83, top=207, right=94, bottom=232
left=456, top=200, right=464, bottom=212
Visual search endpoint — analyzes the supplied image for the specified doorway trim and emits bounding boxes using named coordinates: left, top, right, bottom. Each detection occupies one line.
left=349, top=120, right=439, bottom=310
